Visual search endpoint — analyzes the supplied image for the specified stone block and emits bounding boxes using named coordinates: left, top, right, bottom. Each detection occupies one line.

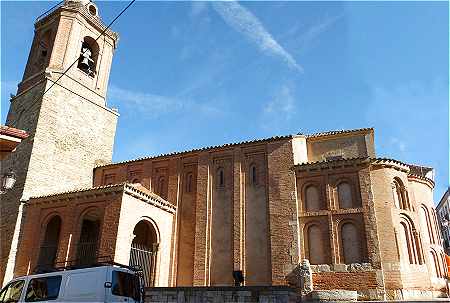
left=317, top=264, right=331, bottom=272
left=308, top=290, right=357, bottom=301
left=333, top=264, right=347, bottom=272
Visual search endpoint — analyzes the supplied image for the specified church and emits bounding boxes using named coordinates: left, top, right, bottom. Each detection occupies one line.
left=0, top=0, right=448, bottom=301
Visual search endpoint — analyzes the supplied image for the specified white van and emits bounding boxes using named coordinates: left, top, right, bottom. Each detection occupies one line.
left=0, top=265, right=142, bottom=303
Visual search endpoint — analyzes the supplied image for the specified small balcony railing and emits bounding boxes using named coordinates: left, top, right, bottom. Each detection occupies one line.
left=75, top=242, right=98, bottom=266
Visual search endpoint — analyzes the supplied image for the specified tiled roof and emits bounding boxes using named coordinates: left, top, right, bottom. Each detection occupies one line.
left=96, top=135, right=293, bottom=168
left=0, top=125, right=29, bottom=139
left=29, top=183, right=126, bottom=200
left=97, top=128, right=376, bottom=169
left=294, top=157, right=370, bottom=169
left=295, top=157, right=434, bottom=184
left=407, top=173, right=435, bottom=188
left=304, top=127, right=373, bottom=139
left=371, top=157, right=410, bottom=169
left=28, top=183, right=176, bottom=213
left=295, top=157, right=412, bottom=170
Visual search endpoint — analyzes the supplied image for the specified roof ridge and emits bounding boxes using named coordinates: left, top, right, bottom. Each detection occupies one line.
left=305, top=127, right=373, bottom=138
left=0, top=125, right=29, bottom=139
left=96, top=134, right=294, bottom=168
left=29, top=183, right=126, bottom=200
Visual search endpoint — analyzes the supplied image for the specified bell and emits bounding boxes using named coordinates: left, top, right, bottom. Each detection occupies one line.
left=79, top=59, right=90, bottom=71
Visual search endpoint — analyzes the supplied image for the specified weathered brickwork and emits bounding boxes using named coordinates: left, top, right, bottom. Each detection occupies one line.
left=145, top=286, right=301, bottom=303
left=3, top=1, right=448, bottom=300
left=312, top=271, right=378, bottom=290
left=0, top=1, right=118, bottom=285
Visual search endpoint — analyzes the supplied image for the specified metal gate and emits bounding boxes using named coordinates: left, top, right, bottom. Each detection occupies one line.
left=129, top=243, right=157, bottom=287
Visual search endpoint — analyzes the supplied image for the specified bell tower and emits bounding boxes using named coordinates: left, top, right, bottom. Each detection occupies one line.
left=1, top=0, right=119, bottom=284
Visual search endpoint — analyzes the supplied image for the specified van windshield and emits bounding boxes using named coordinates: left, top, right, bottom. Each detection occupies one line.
left=111, top=271, right=140, bottom=301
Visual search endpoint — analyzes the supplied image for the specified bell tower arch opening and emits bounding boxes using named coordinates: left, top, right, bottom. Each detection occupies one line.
left=129, top=220, right=159, bottom=287
left=77, top=37, right=100, bottom=77
left=1, top=0, right=119, bottom=284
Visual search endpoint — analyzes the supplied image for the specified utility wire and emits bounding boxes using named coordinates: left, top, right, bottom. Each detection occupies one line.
left=42, top=0, right=136, bottom=99
left=35, top=0, right=65, bottom=22
left=12, top=0, right=136, bottom=127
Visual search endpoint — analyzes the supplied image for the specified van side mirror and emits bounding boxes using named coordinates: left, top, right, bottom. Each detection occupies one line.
left=104, top=282, right=112, bottom=288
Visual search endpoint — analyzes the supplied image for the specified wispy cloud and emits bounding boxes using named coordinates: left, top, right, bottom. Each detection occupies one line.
left=263, top=84, right=296, bottom=118
left=107, top=84, right=222, bottom=118
left=295, top=14, right=343, bottom=49
left=108, top=85, right=184, bottom=116
left=260, top=83, right=298, bottom=132
left=281, top=13, right=343, bottom=57
left=211, top=1, right=302, bottom=72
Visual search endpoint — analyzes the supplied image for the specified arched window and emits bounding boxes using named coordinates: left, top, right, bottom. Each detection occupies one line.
left=77, top=37, right=99, bottom=76
left=76, top=209, right=102, bottom=266
left=35, top=30, right=52, bottom=71
left=340, top=222, right=363, bottom=263
left=419, top=206, right=435, bottom=244
left=432, top=209, right=442, bottom=243
left=185, top=173, right=193, bottom=193
left=304, top=185, right=322, bottom=211
left=157, top=176, right=166, bottom=198
left=337, top=182, right=353, bottom=209
left=398, top=216, right=422, bottom=265
left=305, top=224, right=328, bottom=264
left=217, top=168, right=224, bottom=188
left=440, top=252, right=447, bottom=278
left=37, top=216, right=62, bottom=269
left=249, top=164, right=257, bottom=186
left=393, top=178, right=409, bottom=210
left=429, top=249, right=443, bottom=278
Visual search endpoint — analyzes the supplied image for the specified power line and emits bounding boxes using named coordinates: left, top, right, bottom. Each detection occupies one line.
left=42, top=0, right=136, bottom=100
left=35, top=0, right=65, bottom=22
left=12, top=0, right=136, bottom=127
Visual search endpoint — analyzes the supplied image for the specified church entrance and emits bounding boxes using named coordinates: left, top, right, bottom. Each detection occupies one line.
left=129, top=220, right=159, bottom=287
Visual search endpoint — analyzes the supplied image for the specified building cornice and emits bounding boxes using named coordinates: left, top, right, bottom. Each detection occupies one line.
left=304, top=127, right=374, bottom=141
left=123, top=184, right=176, bottom=214
left=0, top=126, right=29, bottom=140
left=26, top=183, right=176, bottom=214
left=407, top=174, right=435, bottom=189
left=293, top=157, right=370, bottom=173
left=370, top=158, right=410, bottom=173
left=96, top=135, right=293, bottom=169
left=35, top=1, right=119, bottom=46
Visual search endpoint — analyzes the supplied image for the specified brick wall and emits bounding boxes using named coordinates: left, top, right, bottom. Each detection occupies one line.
left=313, top=271, right=378, bottom=290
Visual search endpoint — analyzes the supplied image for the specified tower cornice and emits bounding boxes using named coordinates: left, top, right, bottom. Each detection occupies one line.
left=35, top=1, right=119, bottom=48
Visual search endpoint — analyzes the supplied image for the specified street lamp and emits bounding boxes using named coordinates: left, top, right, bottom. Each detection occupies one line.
left=0, top=170, right=16, bottom=194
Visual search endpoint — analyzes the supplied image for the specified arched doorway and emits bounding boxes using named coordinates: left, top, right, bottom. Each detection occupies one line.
left=36, top=216, right=61, bottom=270
left=129, top=220, right=159, bottom=287
left=76, top=209, right=101, bottom=266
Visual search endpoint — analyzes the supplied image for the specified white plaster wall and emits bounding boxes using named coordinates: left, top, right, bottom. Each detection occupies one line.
left=292, top=135, right=308, bottom=164
left=114, top=193, right=174, bottom=286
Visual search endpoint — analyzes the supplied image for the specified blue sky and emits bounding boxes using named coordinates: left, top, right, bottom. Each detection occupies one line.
left=1, top=1, right=449, bottom=200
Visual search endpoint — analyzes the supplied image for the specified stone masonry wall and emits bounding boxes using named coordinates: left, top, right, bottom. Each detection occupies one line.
left=145, top=286, right=300, bottom=303
left=1, top=82, right=46, bottom=285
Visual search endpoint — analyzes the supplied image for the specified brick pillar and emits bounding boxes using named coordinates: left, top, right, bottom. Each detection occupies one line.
left=193, top=153, right=209, bottom=285
left=233, top=148, right=243, bottom=272
left=359, top=167, right=382, bottom=269
left=267, top=140, right=298, bottom=284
